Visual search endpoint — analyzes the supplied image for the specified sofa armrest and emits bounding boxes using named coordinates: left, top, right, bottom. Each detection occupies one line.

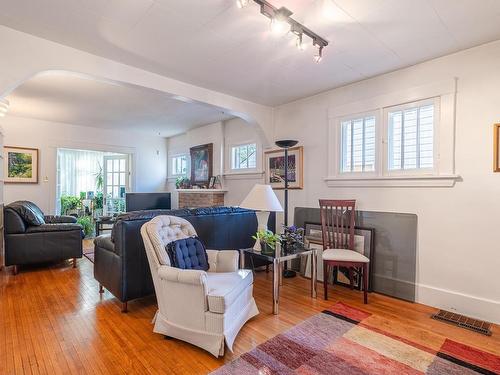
left=44, top=215, right=77, bottom=224
left=206, top=250, right=239, bottom=273
left=94, top=234, right=115, bottom=253
left=26, top=223, right=83, bottom=233
left=158, top=266, right=208, bottom=286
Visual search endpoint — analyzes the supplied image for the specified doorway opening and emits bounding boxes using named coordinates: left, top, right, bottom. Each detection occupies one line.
left=56, top=148, right=131, bottom=236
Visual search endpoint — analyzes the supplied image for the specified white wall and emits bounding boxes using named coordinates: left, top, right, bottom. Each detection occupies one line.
left=2, top=116, right=168, bottom=213
left=166, top=118, right=264, bottom=208
left=274, top=40, right=500, bottom=323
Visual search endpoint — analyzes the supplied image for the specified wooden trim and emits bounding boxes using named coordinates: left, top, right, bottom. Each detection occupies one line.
left=3, top=146, right=39, bottom=184
left=494, top=124, right=500, bottom=172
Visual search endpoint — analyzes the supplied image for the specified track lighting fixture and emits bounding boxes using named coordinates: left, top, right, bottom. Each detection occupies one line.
left=237, top=0, right=328, bottom=62
left=295, top=33, right=306, bottom=51
left=313, top=38, right=325, bottom=63
left=236, top=0, right=249, bottom=9
left=313, top=45, right=323, bottom=63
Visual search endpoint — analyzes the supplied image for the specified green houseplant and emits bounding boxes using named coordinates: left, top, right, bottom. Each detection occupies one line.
left=60, top=195, right=81, bottom=216
left=252, top=229, right=280, bottom=254
left=77, top=215, right=94, bottom=238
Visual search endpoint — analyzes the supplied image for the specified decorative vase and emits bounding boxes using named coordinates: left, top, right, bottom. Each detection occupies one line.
left=260, top=241, right=275, bottom=255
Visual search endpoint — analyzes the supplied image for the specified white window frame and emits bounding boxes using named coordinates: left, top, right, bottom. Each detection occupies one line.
left=337, top=111, right=380, bottom=177
left=383, top=97, right=440, bottom=177
left=224, top=140, right=263, bottom=178
left=230, top=142, right=257, bottom=171
left=326, top=79, right=460, bottom=187
left=170, top=153, right=188, bottom=177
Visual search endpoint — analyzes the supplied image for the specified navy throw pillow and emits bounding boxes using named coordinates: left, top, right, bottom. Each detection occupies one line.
left=166, top=236, right=209, bottom=271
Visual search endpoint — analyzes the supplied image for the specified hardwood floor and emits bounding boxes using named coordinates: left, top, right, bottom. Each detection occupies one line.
left=1, top=255, right=498, bottom=375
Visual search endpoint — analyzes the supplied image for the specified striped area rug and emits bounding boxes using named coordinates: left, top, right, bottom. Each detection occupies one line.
left=212, top=302, right=500, bottom=374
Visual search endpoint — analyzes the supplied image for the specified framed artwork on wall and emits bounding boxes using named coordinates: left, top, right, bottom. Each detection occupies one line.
left=190, top=143, right=213, bottom=186
left=264, top=146, right=303, bottom=189
left=494, top=123, right=500, bottom=172
left=3, top=146, right=39, bottom=183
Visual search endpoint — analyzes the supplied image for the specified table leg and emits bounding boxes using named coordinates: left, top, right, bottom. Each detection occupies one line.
left=311, top=250, right=317, bottom=298
left=273, top=258, right=280, bottom=315
left=279, top=261, right=283, bottom=286
left=239, top=249, right=245, bottom=269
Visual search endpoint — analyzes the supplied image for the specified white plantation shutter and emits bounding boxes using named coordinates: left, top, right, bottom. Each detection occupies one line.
left=341, top=115, right=376, bottom=173
left=388, top=101, right=434, bottom=171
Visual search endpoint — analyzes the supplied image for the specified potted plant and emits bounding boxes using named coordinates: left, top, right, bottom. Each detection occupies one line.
left=281, top=225, right=305, bottom=253
left=60, top=195, right=81, bottom=216
left=252, top=229, right=281, bottom=255
left=176, top=177, right=191, bottom=189
left=77, top=215, right=94, bottom=238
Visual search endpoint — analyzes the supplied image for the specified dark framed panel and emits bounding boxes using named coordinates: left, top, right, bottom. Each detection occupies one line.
left=190, top=143, right=213, bottom=187
left=304, top=221, right=375, bottom=291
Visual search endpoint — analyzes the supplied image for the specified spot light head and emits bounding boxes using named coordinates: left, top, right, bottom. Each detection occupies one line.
left=236, top=0, right=249, bottom=9
left=269, top=7, right=293, bottom=35
left=313, top=41, right=324, bottom=63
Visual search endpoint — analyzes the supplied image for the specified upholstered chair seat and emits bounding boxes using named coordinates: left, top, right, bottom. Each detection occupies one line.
left=322, top=249, right=369, bottom=263
left=141, top=215, right=259, bottom=357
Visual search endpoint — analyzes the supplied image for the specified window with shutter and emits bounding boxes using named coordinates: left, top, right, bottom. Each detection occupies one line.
left=340, top=115, right=376, bottom=173
left=386, top=99, right=436, bottom=173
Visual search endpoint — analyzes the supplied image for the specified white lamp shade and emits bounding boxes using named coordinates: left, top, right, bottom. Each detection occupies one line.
left=240, top=184, right=283, bottom=212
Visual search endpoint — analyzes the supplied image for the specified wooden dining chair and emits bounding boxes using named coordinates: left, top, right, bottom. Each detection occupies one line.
left=319, top=199, right=369, bottom=304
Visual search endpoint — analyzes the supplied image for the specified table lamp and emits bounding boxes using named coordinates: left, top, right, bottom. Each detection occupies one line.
left=240, top=184, right=283, bottom=251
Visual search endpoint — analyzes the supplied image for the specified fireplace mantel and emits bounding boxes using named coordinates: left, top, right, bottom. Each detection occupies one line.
left=176, top=189, right=227, bottom=208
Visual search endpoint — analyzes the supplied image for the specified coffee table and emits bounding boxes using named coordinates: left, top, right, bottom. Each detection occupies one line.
left=240, top=243, right=318, bottom=315
left=95, top=217, right=116, bottom=236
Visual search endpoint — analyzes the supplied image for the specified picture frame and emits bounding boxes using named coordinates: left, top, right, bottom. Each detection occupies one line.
left=190, top=143, right=213, bottom=186
left=303, top=222, right=374, bottom=291
left=208, top=176, right=216, bottom=189
left=494, top=124, right=500, bottom=172
left=264, top=146, right=303, bottom=189
left=3, top=146, right=39, bottom=184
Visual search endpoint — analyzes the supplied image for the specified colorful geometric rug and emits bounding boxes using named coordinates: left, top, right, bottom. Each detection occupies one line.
left=212, top=302, right=500, bottom=374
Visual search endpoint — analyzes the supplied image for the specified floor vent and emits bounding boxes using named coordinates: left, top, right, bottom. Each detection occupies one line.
left=432, top=310, right=492, bottom=336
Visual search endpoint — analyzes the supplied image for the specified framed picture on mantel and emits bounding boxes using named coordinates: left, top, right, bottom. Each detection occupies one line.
left=494, top=123, right=500, bottom=172
left=264, top=146, right=303, bottom=189
left=190, top=143, right=213, bottom=186
left=4, top=146, right=39, bottom=183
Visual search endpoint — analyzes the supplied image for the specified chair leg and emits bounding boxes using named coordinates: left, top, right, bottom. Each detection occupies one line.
left=121, top=302, right=128, bottom=313
left=348, top=267, right=354, bottom=289
left=363, top=263, right=368, bottom=304
left=12, top=265, right=18, bottom=275
left=99, top=284, right=104, bottom=294
left=323, top=261, right=328, bottom=300
left=72, top=258, right=77, bottom=268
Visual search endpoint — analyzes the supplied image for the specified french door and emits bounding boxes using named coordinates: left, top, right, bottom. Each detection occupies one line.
left=103, top=155, right=129, bottom=214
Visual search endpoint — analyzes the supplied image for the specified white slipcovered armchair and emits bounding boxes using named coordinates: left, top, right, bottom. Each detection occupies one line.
left=140, top=215, right=259, bottom=357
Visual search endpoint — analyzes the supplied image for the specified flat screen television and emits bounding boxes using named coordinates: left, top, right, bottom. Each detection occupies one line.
left=125, top=192, right=171, bottom=212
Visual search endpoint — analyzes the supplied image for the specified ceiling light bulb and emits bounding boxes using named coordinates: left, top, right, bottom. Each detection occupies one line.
left=270, top=17, right=290, bottom=35
left=313, top=45, right=323, bottom=63
left=236, top=0, right=249, bottom=9
left=296, top=34, right=306, bottom=51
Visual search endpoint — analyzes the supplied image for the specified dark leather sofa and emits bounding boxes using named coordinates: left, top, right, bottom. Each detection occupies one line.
left=94, top=206, right=274, bottom=312
left=4, top=201, right=84, bottom=274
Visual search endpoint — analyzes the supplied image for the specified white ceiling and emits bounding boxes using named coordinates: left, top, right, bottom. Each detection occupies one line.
left=1, top=0, right=500, bottom=105
left=7, top=73, right=233, bottom=137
